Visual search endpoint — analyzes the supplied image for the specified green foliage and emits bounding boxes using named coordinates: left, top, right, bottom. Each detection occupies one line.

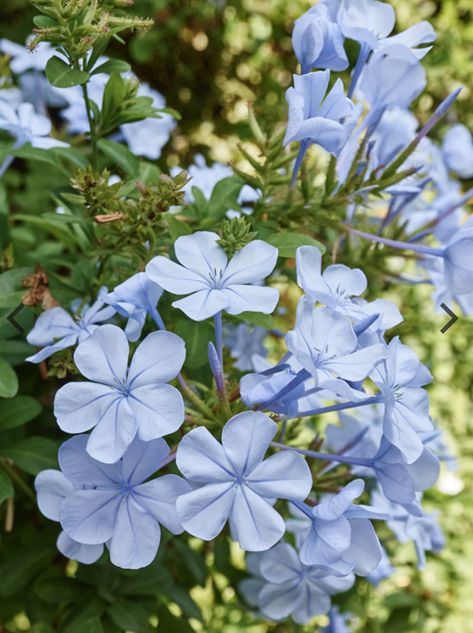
left=0, top=1, right=472, bottom=632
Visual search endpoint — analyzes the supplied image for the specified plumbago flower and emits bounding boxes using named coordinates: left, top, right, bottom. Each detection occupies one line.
left=288, top=479, right=389, bottom=576
left=240, top=543, right=355, bottom=624
left=176, top=412, right=312, bottom=551
left=0, top=101, right=68, bottom=150
left=54, top=325, right=185, bottom=463
left=442, top=124, right=473, bottom=179
left=292, top=0, right=348, bottom=73
left=36, top=435, right=190, bottom=569
left=100, top=272, right=164, bottom=342
left=26, top=295, right=115, bottom=363
left=146, top=231, right=279, bottom=321
left=284, top=70, right=358, bottom=157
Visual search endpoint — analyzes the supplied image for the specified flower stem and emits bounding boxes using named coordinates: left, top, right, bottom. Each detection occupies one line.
left=0, top=459, right=36, bottom=503
left=214, top=311, right=224, bottom=367
left=271, top=442, right=372, bottom=467
left=291, top=140, right=310, bottom=189
left=347, top=227, right=444, bottom=257
left=81, top=79, right=98, bottom=169
left=297, top=395, right=382, bottom=418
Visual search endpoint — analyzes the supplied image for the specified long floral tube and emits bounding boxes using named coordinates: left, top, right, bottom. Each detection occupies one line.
left=348, top=227, right=444, bottom=257
left=258, top=368, right=312, bottom=408
left=295, top=395, right=382, bottom=419
left=271, top=442, right=372, bottom=468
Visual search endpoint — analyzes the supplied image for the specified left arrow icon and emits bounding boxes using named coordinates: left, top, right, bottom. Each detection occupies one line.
left=440, top=303, right=458, bottom=334
left=7, top=304, right=25, bottom=335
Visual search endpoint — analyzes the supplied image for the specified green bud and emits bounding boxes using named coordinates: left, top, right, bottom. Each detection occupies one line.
left=217, top=217, right=258, bottom=258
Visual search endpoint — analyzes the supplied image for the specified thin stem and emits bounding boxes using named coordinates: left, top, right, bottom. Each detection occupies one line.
left=291, top=140, right=310, bottom=189
left=347, top=227, right=444, bottom=257
left=271, top=442, right=372, bottom=468
left=180, top=382, right=217, bottom=422
left=214, top=311, right=224, bottom=367
left=150, top=306, right=166, bottom=331
left=0, top=460, right=36, bottom=503
left=296, top=395, right=382, bottom=418
left=348, top=42, right=370, bottom=98
left=259, top=369, right=311, bottom=409
left=81, top=79, right=98, bottom=168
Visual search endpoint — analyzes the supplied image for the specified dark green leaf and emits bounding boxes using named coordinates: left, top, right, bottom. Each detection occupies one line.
left=175, top=320, right=213, bottom=369
left=98, top=139, right=139, bottom=176
left=92, top=58, right=131, bottom=76
left=157, top=607, right=194, bottom=633
left=2, top=437, right=59, bottom=474
left=266, top=231, right=326, bottom=257
left=45, top=56, right=89, bottom=88
left=0, top=470, right=14, bottom=505
left=0, top=356, right=18, bottom=398
left=108, top=602, right=152, bottom=632
left=0, top=395, right=42, bottom=430
left=0, top=547, right=54, bottom=597
left=233, top=312, right=277, bottom=329
left=208, top=176, right=244, bottom=218
left=166, top=216, right=192, bottom=241
left=34, top=577, right=82, bottom=604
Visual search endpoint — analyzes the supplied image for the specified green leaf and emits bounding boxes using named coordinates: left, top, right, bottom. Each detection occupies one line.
left=233, top=312, right=277, bottom=329
left=208, top=176, right=244, bottom=218
left=0, top=547, right=54, bottom=597
left=0, top=267, right=32, bottom=295
left=108, top=602, right=152, bottom=632
left=166, top=216, right=192, bottom=241
left=0, top=396, right=42, bottom=430
left=157, top=608, right=194, bottom=633
left=2, top=437, right=59, bottom=474
left=175, top=320, right=213, bottom=369
left=63, top=616, right=104, bottom=633
left=98, top=139, right=139, bottom=176
left=34, top=578, right=82, bottom=604
left=13, top=146, right=70, bottom=177
left=29, top=625, right=56, bottom=633
left=100, top=73, right=126, bottom=124
left=33, top=16, right=56, bottom=28
left=0, top=356, right=18, bottom=398
left=45, top=56, right=89, bottom=88
left=91, top=58, right=131, bottom=76
left=266, top=231, right=326, bottom=257
left=0, top=291, right=25, bottom=308
left=119, top=564, right=173, bottom=597
left=0, top=470, right=14, bottom=506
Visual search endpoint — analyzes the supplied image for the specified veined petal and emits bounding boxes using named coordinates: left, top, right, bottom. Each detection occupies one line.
left=60, top=489, right=121, bottom=544
left=109, top=496, right=161, bottom=569
left=259, top=542, right=301, bottom=583
left=58, top=435, right=120, bottom=487
left=57, top=531, right=104, bottom=565
left=229, top=486, right=286, bottom=551
left=176, top=426, right=234, bottom=482
left=86, top=397, right=138, bottom=464
left=127, top=331, right=185, bottom=386
left=222, top=285, right=279, bottom=315
left=73, top=324, right=129, bottom=385
left=146, top=256, right=209, bottom=294
left=221, top=412, right=277, bottom=476
left=172, top=289, right=229, bottom=321
left=134, top=474, right=191, bottom=533
left=54, top=382, right=118, bottom=434
left=343, top=518, right=382, bottom=576
left=174, top=231, right=228, bottom=277
left=222, top=240, right=278, bottom=285
left=120, top=436, right=170, bottom=485
left=35, top=470, right=74, bottom=521
left=176, top=482, right=236, bottom=540
left=247, top=451, right=312, bottom=500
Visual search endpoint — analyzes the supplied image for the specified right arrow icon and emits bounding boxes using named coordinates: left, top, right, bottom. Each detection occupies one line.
left=440, top=303, right=459, bottom=334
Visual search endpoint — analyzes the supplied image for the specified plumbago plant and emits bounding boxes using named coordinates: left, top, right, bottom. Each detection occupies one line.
left=0, top=0, right=472, bottom=632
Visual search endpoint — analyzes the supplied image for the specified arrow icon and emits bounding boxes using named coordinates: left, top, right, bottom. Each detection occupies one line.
left=440, top=303, right=458, bottom=334
left=7, top=303, right=25, bottom=335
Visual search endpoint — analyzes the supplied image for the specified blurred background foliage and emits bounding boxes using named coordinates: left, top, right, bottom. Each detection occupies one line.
left=0, top=1, right=472, bottom=632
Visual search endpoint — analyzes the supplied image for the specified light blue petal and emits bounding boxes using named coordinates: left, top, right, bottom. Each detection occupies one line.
left=57, top=531, right=104, bottom=565
left=85, top=396, right=138, bottom=463
left=176, top=426, right=234, bottom=482
left=221, top=412, right=277, bottom=476
left=54, top=382, right=118, bottom=434
left=73, top=324, right=129, bottom=384
left=259, top=542, right=301, bottom=583
left=247, top=451, right=312, bottom=500
left=172, top=288, right=229, bottom=321
left=127, top=331, right=185, bottom=387
left=60, top=489, right=121, bottom=544
left=222, top=240, right=278, bottom=285
left=134, top=474, right=191, bottom=533
left=222, top=285, right=279, bottom=315
left=58, top=435, right=120, bottom=487
left=35, top=469, right=73, bottom=521
left=176, top=482, right=236, bottom=540
left=146, top=256, right=209, bottom=294
left=120, top=436, right=170, bottom=485
left=174, top=231, right=227, bottom=277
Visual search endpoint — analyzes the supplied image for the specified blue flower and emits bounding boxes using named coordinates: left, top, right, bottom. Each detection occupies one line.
left=370, top=336, right=433, bottom=464
left=146, top=231, right=279, bottom=321
left=35, top=469, right=104, bottom=565
left=296, top=246, right=403, bottom=331
left=286, top=299, right=386, bottom=385
left=224, top=323, right=268, bottom=371
left=240, top=542, right=354, bottom=624
left=0, top=38, right=53, bottom=73
left=366, top=546, right=395, bottom=585
left=439, top=220, right=473, bottom=296
left=292, top=0, right=348, bottom=73
left=378, top=21, right=436, bottom=60
left=100, top=272, right=164, bottom=342
left=357, top=51, right=426, bottom=121
left=37, top=434, right=190, bottom=569
left=176, top=411, right=312, bottom=551
left=442, top=124, right=473, bottom=179
left=54, top=324, right=185, bottom=463
left=172, top=154, right=233, bottom=201
left=371, top=438, right=440, bottom=515
left=26, top=296, right=116, bottom=363
left=120, top=82, right=175, bottom=160
left=284, top=71, right=358, bottom=156
left=338, top=0, right=395, bottom=50
left=321, top=607, right=353, bottom=633
left=371, top=489, right=445, bottom=568
left=288, top=479, right=388, bottom=576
